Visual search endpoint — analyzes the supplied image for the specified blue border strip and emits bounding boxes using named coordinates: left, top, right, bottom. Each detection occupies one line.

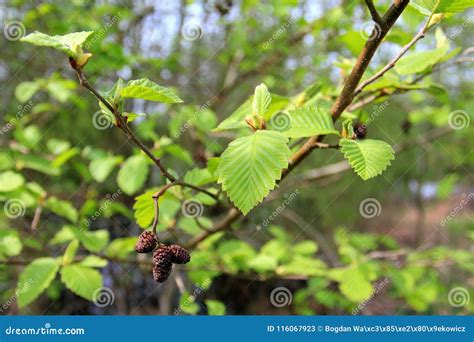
left=0, top=316, right=472, bottom=341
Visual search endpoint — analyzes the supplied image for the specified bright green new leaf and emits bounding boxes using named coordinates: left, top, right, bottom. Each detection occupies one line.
left=252, top=83, right=271, bottom=117
left=117, top=155, right=149, bottom=195
left=0, top=171, right=24, bottom=192
left=17, top=257, right=60, bottom=307
left=395, top=28, right=450, bottom=75
left=281, top=107, right=339, bottom=138
left=339, top=138, right=395, bottom=180
left=20, top=31, right=93, bottom=57
left=60, top=264, right=103, bottom=301
left=79, top=256, right=109, bottom=268
left=205, top=300, right=226, bottom=315
left=105, top=237, right=137, bottom=259
left=0, top=235, right=23, bottom=257
left=89, top=156, right=122, bottom=183
left=213, top=94, right=289, bottom=131
left=62, top=239, right=79, bottom=265
left=338, top=267, right=374, bottom=302
left=410, top=0, right=474, bottom=15
left=45, top=197, right=78, bottom=223
left=70, top=226, right=110, bottom=253
left=120, top=78, right=183, bottom=103
left=248, top=254, right=278, bottom=272
left=218, top=130, right=290, bottom=215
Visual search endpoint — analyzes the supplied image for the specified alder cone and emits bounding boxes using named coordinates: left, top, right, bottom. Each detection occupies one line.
left=353, top=122, right=367, bottom=139
left=152, top=262, right=172, bottom=283
left=135, top=231, right=157, bottom=253
left=152, top=245, right=173, bottom=282
left=169, top=245, right=191, bottom=264
left=153, top=245, right=172, bottom=266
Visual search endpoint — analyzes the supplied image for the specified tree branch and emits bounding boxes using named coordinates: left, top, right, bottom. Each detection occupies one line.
left=365, top=0, right=382, bottom=23
left=187, top=1, right=415, bottom=248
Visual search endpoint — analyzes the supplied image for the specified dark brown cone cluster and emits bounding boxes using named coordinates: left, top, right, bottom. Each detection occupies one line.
left=135, top=231, right=157, bottom=253
left=169, top=245, right=191, bottom=264
left=135, top=234, right=192, bottom=283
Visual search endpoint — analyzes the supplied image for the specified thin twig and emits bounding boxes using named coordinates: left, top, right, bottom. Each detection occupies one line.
left=69, top=61, right=218, bottom=200
left=353, top=25, right=427, bottom=97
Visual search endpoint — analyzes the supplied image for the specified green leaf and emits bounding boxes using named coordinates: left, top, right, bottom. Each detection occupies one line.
left=248, top=254, right=278, bottom=272
left=17, top=257, right=60, bottom=307
left=0, top=171, right=24, bottom=192
left=120, top=78, right=183, bottom=103
left=62, top=239, right=79, bottom=265
left=218, top=130, right=290, bottom=215
left=184, top=168, right=216, bottom=186
left=293, top=241, right=318, bottom=255
left=213, top=94, right=289, bottom=131
left=338, top=267, right=373, bottom=302
left=395, top=28, right=450, bottom=75
left=205, top=300, right=226, bottom=315
left=70, top=226, right=109, bottom=253
left=60, top=264, right=103, bottom=301
left=0, top=235, right=23, bottom=257
left=52, top=148, right=80, bottom=168
left=79, top=256, right=108, bottom=268
left=20, top=31, right=93, bottom=57
left=410, top=0, right=474, bottom=15
left=339, top=138, right=395, bottom=180
left=16, top=154, right=60, bottom=176
left=105, top=237, right=137, bottom=258
left=281, top=107, right=339, bottom=138
left=15, top=80, right=42, bottom=103
left=89, top=156, right=122, bottom=183
left=117, top=155, right=149, bottom=195
left=252, top=83, right=271, bottom=117
left=278, top=256, right=326, bottom=276
left=45, top=197, right=78, bottom=222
